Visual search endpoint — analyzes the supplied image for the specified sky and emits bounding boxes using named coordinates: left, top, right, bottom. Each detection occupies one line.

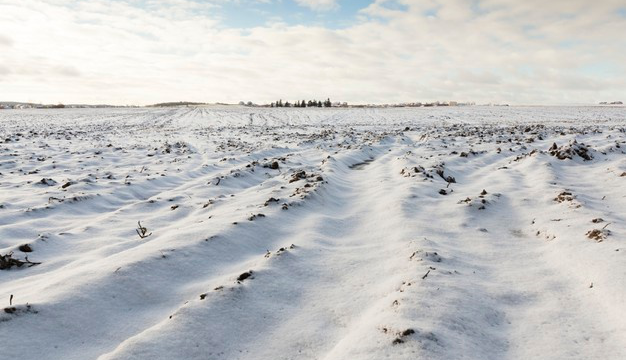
left=1, top=0, right=625, bottom=105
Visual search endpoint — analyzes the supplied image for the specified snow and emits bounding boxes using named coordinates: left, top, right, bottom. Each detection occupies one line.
left=0, top=105, right=625, bottom=360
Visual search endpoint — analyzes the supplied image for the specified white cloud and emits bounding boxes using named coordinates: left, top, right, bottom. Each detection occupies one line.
left=0, top=0, right=625, bottom=105
left=0, top=65, right=10, bottom=76
left=0, top=34, right=12, bottom=47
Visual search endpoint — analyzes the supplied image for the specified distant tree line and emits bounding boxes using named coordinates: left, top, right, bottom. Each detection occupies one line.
left=150, top=101, right=207, bottom=107
left=271, top=98, right=332, bottom=108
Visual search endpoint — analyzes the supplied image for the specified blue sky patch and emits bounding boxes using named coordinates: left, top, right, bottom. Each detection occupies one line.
left=579, top=62, right=616, bottom=78
left=216, top=1, right=375, bottom=29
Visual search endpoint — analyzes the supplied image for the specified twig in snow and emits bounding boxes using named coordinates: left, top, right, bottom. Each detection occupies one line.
left=136, top=221, right=152, bottom=239
left=422, top=269, right=431, bottom=279
left=0, top=252, right=41, bottom=270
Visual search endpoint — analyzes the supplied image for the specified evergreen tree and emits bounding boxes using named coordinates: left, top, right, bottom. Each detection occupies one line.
left=302, top=100, right=306, bottom=108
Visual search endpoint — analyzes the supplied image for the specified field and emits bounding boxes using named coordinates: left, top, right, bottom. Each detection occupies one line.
left=1, top=106, right=625, bottom=360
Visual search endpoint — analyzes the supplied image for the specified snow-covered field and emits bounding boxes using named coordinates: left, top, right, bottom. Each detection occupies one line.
left=1, top=106, right=625, bottom=360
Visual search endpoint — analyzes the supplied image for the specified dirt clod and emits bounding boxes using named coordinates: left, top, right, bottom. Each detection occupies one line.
left=18, top=244, right=33, bottom=253
left=237, top=271, right=253, bottom=282
left=586, top=229, right=609, bottom=242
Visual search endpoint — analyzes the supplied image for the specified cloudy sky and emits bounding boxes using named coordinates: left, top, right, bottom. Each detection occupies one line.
left=1, top=0, right=625, bottom=105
